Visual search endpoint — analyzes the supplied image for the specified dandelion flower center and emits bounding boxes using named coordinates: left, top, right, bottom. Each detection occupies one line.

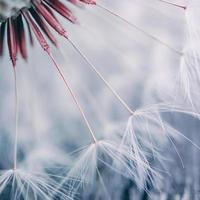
left=0, top=0, right=31, bottom=21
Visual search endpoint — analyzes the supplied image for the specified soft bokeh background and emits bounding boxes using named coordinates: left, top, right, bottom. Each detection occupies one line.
left=1, top=0, right=200, bottom=199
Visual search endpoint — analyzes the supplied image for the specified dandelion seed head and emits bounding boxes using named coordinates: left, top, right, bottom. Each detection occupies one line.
left=0, top=0, right=92, bottom=65
left=64, top=139, right=160, bottom=193
left=0, top=0, right=200, bottom=198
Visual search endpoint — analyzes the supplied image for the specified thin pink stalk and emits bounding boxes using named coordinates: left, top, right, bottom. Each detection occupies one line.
left=22, top=11, right=97, bottom=143
left=96, top=3, right=182, bottom=56
left=47, top=52, right=97, bottom=143
left=67, top=38, right=135, bottom=116
left=158, top=0, right=187, bottom=10
left=28, top=3, right=135, bottom=116
left=13, top=67, right=19, bottom=170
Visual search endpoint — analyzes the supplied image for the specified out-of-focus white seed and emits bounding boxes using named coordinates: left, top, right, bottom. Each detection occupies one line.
left=0, top=0, right=31, bottom=21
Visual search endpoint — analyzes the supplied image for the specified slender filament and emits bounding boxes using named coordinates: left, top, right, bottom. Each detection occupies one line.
left=96, top=3, right=182, bottom=56
left=68, top=38, right=134, bottom=116
left=158, top=0, right=186, bottom=10
left=47, top=51, right=97, bottom=143
left=13, top=67, right=19, bottom=170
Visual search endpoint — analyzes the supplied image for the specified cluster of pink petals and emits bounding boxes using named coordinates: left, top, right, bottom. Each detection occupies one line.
left=0, top=0, right=96, bottom=67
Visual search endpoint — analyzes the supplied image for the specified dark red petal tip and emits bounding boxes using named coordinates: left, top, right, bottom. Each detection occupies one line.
left=80, top=0, right=96, bottom=5
left=7, top=18, right=17, bottom=67
left=0, top=22, right=6, bottom=56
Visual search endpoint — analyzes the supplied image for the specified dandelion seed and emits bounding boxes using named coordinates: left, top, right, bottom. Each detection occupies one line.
left=61, top=140, right=160, bottom=194
left=64, top=34, right=200, bottom=190
left=60, top=37, right=166, bottom=189
left=0, top=169, right=73, bottom=200
left=131, top=103, right=200, bottom=150
left=178, top=1, right=200, bottom=104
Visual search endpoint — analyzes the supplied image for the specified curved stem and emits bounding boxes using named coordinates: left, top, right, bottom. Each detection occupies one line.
left=13, top=67, right=19, bottom=170
left=68, top=38, right=134, bottom=116
left=47, top=51, right=97, bottom=143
